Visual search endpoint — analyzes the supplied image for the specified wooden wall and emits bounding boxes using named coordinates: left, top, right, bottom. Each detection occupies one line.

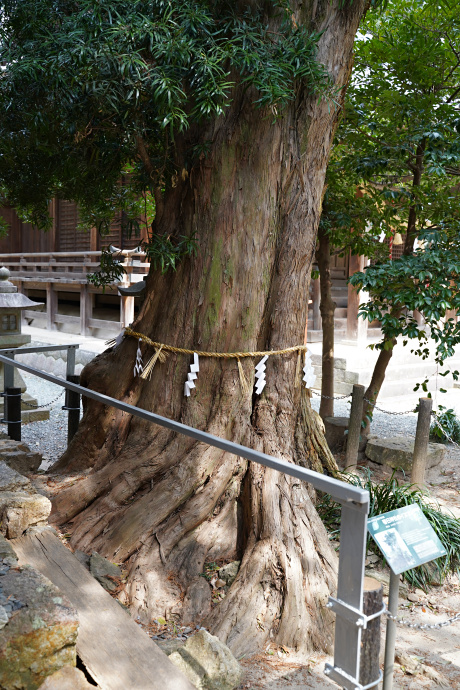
left=0, top=200, right=148, bottom=254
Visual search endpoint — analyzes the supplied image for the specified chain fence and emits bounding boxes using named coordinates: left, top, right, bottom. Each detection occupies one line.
left=21, top=390, right=65, bottom=409
left=313, top=389, right=460, bottom=633
left=431, top=413, right=460, bottom=451
left=311, top=389, right=417, bottom=415
left=384, top=608, right=460, bottom=630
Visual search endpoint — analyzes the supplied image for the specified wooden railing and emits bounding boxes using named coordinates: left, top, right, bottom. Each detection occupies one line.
left=0, top=250, right=149, bottom=284
left=0, top=251, right=150, bottom=337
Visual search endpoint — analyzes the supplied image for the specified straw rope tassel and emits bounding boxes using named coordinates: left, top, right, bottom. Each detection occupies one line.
left=140, top=345, right=166, bottom=380
left=237, top=358, right=250, bottom=396
left=295, top=349, right=302, bottom=388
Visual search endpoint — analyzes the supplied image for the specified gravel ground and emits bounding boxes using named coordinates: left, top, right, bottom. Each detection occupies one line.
left=310, top=390, right=420, bottom=438
left=19, top=369, right=460, bottom=470
left=20, top=370, right=78, bottom=470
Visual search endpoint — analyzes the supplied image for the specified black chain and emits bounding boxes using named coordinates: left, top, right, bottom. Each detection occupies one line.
left=21, top=390, right=65, bottom=409
left=363, top=398, right=417, bottom=416
left=311, top=390, right=416, bottom=415
left=311, top=390, right=352, bottom=401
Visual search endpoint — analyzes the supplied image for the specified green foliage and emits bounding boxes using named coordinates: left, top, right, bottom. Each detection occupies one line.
left=87, top=248, right=127, bottom=290
left=349, top=227, right=460, bottom=377
left=0, top=0, right=330, bottom=230
left=430, top=406, right=460, bottom=444
left=328, top=0, right=460, bottom=387
left=143, top=231, right=198, bottom=274
left=320, top=150, right=393, bottom=262
left=318, top=469, right=460, bottom=590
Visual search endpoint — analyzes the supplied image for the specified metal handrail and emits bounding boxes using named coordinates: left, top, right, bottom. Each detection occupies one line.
left=0, top=352, right=371, bottom=690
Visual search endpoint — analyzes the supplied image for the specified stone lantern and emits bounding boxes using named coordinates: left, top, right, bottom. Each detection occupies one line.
left=0, top=267, right=49, bottom=420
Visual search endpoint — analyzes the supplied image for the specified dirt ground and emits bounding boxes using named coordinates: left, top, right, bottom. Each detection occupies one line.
left=237, top=445, right=460, bottom=689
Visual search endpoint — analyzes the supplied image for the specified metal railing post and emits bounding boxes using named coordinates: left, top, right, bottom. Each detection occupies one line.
left=4, top=387, right=21, bottom=441
left=3, top=351, right=14, bottom=393
left=63, top=374, right=81, bottom=444
left=325, top=500, right=370, bottom=690
left=66, top=346, right=76, bottom=377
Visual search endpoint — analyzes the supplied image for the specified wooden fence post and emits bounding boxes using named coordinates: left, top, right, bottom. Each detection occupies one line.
left=360, top=577, right=383, bottom=687
left=345, top=383, right=365, bottom=470
left=411, top=397, right=432, bottom=486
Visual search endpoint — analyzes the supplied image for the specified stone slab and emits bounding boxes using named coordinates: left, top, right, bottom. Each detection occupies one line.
left=12, top=529, right=195, bottom=690
left=21, top=409, right=50, bottom=423
left=38, top=666, right=97, bottom=689
left=0, top=564, right=78, bottom=689
left=0, top=461, right=32, bottom=493
left=0, top=448, right=43, bottom=473
left=365, top=435, right=446, bottom=472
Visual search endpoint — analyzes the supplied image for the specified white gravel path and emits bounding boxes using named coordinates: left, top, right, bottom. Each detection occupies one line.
left=20, top=370, right=77, bottom=470
left=19, top=361, right=460, bottom=470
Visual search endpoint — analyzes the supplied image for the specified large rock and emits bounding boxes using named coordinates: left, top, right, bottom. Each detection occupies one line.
left=0, top=461, right=32, bottom=493
left=0, top=491, right=51, bottom=538
left=89, top=552, right=121, bottom=592
left=168, top=629, right=243, bottom=690
left=0, top=534, right=18, bottom=566
left=365, top=435, right=445, bottom=472
left=0, top=439, right=43, bottom=474
left=0, top=564, right=78, bottom=689
left=218, top=561, right=240, bottom=587
left=38, top=666, right=97, bottom=689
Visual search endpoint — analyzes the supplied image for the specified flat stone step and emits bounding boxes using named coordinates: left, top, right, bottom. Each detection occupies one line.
left=12, top=530, right=194, bottom=690
left=365, top=435, right=445, bottom=472
left=331, top=268, right=347, bottom=279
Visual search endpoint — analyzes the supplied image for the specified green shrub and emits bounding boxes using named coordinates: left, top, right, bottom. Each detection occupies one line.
left=430, top=405, right=460, bottom=444
left=317, top=469, right=460, bottom=590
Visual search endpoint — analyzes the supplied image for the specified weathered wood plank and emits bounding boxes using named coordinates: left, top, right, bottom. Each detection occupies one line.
left=12, top=529, right=194, bottom=690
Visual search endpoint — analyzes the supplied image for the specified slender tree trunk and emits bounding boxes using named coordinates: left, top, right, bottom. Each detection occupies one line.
left=361, top=336, right=396, bottom=434
left=48, top=0, right=367, bottom=656
left=362, top=139, right=426, bottom=431
left=316, top=225, right=336, bottom=419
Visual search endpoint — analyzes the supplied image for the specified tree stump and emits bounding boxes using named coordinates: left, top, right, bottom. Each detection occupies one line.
left=359, top=576, right=383, bottom=686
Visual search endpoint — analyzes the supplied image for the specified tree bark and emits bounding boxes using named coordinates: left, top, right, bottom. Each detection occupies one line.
left=316, top=224, right=335, bottom=419
left=48, top=0, right=367, bottom=656
left=361, top=337, right=396, bottom=434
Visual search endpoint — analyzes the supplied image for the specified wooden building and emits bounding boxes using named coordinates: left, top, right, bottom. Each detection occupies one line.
left=0, top=201, right=149, bottom=337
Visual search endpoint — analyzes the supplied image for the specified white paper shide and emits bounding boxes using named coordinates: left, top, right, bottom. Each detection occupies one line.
left=184, top=352, right=200, bottom=396
left=254, top=355, right=268, bottom=395
left=133, top=338, right=144, bottom=377
left=302, top=350, right=316, bottom=389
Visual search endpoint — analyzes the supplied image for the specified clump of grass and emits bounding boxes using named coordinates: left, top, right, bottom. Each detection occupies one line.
left=430, top=405, right=460, bottom=444
left=317, top=469, right=460, bottom=590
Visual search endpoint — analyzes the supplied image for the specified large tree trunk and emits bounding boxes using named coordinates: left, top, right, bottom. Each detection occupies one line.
left=316, top=224, right=336, bottom=419
left=49, top=1, right=366, bottom=656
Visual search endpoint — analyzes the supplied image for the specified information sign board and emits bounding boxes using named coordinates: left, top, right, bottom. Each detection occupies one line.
left=367, top=504, right=446, bottom=575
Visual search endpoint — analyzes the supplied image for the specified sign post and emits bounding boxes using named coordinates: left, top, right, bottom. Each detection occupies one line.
left=368, top=504, right=447, bottom=690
